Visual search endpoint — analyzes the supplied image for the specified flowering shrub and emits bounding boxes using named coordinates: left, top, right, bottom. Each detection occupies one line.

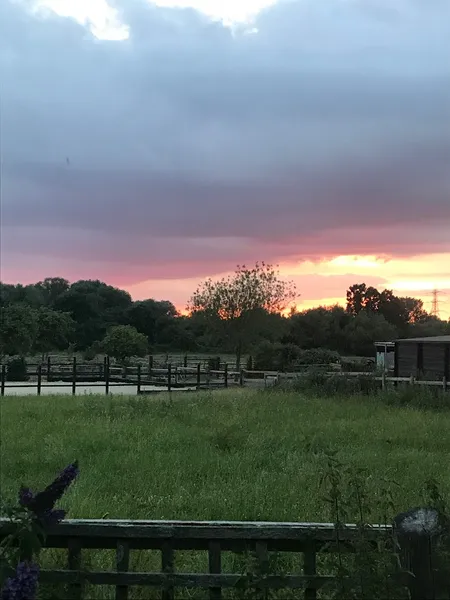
left=0, top=461, right=79, bottom=600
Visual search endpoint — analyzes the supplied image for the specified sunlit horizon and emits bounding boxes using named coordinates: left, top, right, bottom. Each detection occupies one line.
left=125, top=253, right=450, bottom=319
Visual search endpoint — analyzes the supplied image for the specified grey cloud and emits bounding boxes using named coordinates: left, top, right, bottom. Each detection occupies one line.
left=1, top=0, right=450, bottom=285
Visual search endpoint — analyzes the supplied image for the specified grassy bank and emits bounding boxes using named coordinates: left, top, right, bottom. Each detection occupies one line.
left=1, top=388, right=449, bottom=522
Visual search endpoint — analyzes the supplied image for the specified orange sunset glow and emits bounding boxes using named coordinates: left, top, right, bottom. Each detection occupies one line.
left=127, top=253, right=450, bottom=319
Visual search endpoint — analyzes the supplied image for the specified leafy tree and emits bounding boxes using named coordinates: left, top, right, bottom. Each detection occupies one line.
left=126, top=299, right=178, bottom=348
left=187, top=263, right=297, bottom=368
left=346, top=283, right=431, bottom=332
left=364, top=286, right=381, bottom=313
left=101, top=325, right=148, bottom=364
left=342, top=311, right=398, bottom=356
left=377, top=289, right=408, bottom=330
left=0, top=283, right=45, bottom=308
left=346, top=283, right=367, bottom=315
left=399, top=296, right=429, bottom=324
left=285, top=305, right=351, bottom=351
left=168, top=315, right=199, bottom=351
left=407, top=315, right=450, bottom=338
left=34, top=277, right=70, bottom=307
left=34, top=308, right=75, bottom=358
left=0, top=304, right=39, bottom=357
left=54, top=280, right=132, bottom=349
left=0, top=283, right=18, bottom=306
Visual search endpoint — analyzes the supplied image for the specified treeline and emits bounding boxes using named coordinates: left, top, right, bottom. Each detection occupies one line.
left=0, top=270, right=449, bottom=364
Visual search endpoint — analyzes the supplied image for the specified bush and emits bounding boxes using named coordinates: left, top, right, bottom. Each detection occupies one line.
left=341, top=357, right=375, bottom=372
left=297, top=348, right=340, bottom=366
left=6, top=356, right=29, bottom=381
left=254, top=344, right=342, bottom=373
left=383, top=386, right=449, bottom=410
left=253, top=341, right=278, bottom=370
left=253, top=341, right=302, bottom=371
left=82, top=345, right=99, bottom=361
left=101, top=325, right=148, bottom=364
left=289, top=370, right=379, bottom=396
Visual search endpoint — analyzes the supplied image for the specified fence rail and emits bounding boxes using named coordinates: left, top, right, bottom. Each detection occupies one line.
left=1, top=358, right=449, bottom=396
left=0, top=516, right=431, bottom=599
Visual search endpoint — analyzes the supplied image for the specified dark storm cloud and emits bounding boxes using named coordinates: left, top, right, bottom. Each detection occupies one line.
left=1, top=0, right=450, bottom=285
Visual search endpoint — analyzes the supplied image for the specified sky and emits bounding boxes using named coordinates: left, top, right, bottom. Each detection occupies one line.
left=1, top=0, right=450, bottom=317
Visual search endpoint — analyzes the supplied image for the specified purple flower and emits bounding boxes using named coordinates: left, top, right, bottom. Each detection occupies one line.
left=40, top=509, right=66, bottom=526
left=1, top=561, right=39, bottom=600
left=28, top=461, right=79, bottom=515
left=45, top=461, right=79, bottom=503
left=18, top=488, right=34, bottom=509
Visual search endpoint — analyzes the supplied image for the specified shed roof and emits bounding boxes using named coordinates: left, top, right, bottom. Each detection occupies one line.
left=396, top=335, right=450, bottom=344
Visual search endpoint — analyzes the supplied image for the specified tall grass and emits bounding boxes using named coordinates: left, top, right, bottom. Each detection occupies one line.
left=2, top=388, right=450, bottom=598
left=2, top=388, right=450, bottom=520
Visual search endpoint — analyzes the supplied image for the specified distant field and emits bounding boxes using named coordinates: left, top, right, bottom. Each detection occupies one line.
left=1, top=389, right=449, bottom=522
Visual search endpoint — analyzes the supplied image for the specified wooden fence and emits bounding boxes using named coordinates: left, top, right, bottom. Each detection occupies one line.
left=0, top=358, right=449, bottom=396
left=0, top=357, right=244, bottom=396
left=0, top=516, right=438, bottom=599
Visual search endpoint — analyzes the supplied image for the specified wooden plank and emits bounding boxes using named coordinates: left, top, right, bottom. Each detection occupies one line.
left=116, top=540, right=130, bottom=600
left=46, top=519, right=391, bottom=539
left=0, top=518, right=392, bottom=546
left=67, top=538, right=82, bottom=600
left=13, top=534, right=364, bottom=553
left=161, top=540, right=174, bottom=600
left=303, top=543, right=317, bottom=600
left=37, top=570, right=335, bottom=589
left=208, top=541, right=222, bottom=600
left=255, top=540, right=269, bottom=597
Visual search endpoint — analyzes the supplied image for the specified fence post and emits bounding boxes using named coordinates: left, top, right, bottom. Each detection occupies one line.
left=443, top=376, right=447, bottom=392
left=37, top=364, right=42, bottom=396
left=148, top=355, right=153, bottom=381
left=381, top=371, right=386, bottom=391
left=1, top=364, right=5, bottom=396
left=183, top=355, right=188, bottom=368
left=239, top=369, right=244, bottom=387
left=196, top=363, right=201, bottom=388
left=137, top=364, right=141, bottom=394
left=167, top=363, right=172, bottom=393
left=105, top=356, right=110, bottom=395
left=224, top=363, right=228, bottom=388
left=72, top=356, right=77, bottom=396
left=394, top=507, right=444, bottom=600
left=47, top=356, right=51, bottom=382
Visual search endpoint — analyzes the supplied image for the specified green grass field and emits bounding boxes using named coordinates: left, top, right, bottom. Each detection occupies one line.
left=1, top=388, right=449, bottom=522
left=2, top=389, right=450, bottom=598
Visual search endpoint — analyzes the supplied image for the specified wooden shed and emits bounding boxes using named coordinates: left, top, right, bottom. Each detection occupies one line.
left=394, top=335, right=450, bottom=379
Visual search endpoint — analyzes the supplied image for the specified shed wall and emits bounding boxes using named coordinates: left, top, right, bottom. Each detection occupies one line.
left=396, top=342, right=418, bottom=377
left=422, top=343, right=446, bottom=378
left=396, top=341, right=450, bottom=378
